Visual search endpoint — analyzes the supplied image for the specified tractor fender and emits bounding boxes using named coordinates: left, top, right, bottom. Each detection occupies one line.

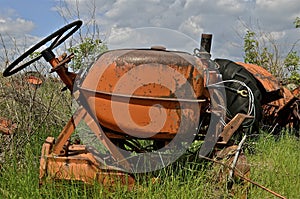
left=235, top=62, right=283, bottom=104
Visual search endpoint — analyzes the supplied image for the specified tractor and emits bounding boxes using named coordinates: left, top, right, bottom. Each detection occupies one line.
left=2, top=20, right=299, bottom=190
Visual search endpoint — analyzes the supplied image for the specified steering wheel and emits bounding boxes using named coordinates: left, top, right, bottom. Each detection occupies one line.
left=3, top=20, right=83, bottom=77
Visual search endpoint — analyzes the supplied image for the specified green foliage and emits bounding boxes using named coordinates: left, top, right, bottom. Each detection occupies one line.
left=294, top=17, right=300, bottom=28
left=244, top=30, right=259, bottom=64
left=284, top=51, right=300, bottom=84
left=29, top=51, right=42, bottom=59
left=243, top=31, right=273, bottom=68
left=243, top=18, right=300, bottom=85
left=68, top=37, right=108, bottom=71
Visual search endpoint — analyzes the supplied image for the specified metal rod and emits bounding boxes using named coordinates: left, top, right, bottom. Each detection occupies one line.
left=200, top=33, right=212, bottom=53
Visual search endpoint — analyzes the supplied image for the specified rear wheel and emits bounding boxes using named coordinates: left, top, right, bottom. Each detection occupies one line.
left=214, top=59, right=263, bottom=134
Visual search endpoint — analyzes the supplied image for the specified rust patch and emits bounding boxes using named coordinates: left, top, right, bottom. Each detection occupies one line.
left=236, top=62, right=281, bottom=93
left=236, top=62, right=284, bottom=104
left=0, top=117, right=17, bottom=135
left=39, top=138, right=135, bottom=189
left=292, top=86, right=300, bottom=97
left=25, top=76, right=43, bottom=86
left=262, top=86, right=299, bottom=130
left=23, top=71, right=43, bottom=87
left=80, top=49, right=206, bottom=139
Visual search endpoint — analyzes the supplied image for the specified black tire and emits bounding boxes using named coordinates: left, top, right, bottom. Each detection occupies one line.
left=214, top=59, right=263, bottom=134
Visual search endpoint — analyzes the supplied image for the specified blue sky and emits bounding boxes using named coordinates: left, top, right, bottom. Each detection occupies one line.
left=0, top=0, right=64, bottom=35
left=1, top=0, right=300, bottom=61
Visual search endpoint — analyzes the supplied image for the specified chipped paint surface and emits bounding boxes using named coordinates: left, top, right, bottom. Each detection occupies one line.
left=236, top=62, right=281, bottom=92
left=80, top=49, right=206, bottom=139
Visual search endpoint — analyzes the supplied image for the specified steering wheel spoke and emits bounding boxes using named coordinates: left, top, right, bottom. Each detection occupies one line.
left=49, top=34, right=63, bottom=49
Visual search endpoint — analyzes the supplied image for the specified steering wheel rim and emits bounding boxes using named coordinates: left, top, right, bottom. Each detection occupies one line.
left=3, top=20, right=83, bottom=77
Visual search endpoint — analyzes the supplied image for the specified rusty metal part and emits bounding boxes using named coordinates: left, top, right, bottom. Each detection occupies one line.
left=214, top=144, right=250, bottom=199
left=45, top=50, right=76, bottom=91
left=237, top=61, right=300, bottom=132
left=26, top=76, right=42, bottom=85
left=37, top=50, right=133, bottom=184
left=214, top=145, right=250, bottom=182
left=52, top=107, right=86, bottom=155
left=262, top=86, right=299, bottom=131
left=292, top=86, right=300, bottom=97
left=80, top=49, right=206, bottom=139
left=217, top=114, right=253, bottom=145
left=82, top=49, right=205, bottom=99
left=201, top=154, right=287, bottom=199
left=0, top=117, right=17, bottom=135
left=24, top=71, right=44, bottom=87
left=39, top=137, right=135, bottom=188
left=233, top=63, right=300, bottom=133
left=80, top=88, right=204, bottom=139
left=52, top=106, right=132, bottom=170
left=193, top=34, right=213, bottom=60
left=236, top=62, right=283, bottom=104
left=50, top=53, right=74, bottom=73
left=200, top=34, right=213, bottom=54
left=263, top=87, right=295, bottom=114
left=25, top=76, right=43, bottom=87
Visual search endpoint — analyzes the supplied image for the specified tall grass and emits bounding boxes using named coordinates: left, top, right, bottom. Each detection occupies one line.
left=247, top=133, right=300, bottom=199
left=0, top=130, right=299, bottom=198
left=0, top=72, right=71, bottom=161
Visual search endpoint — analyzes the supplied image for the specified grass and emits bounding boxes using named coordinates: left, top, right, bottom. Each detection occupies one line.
left=0, top=131, right=299, bottom=199
left=247, top=133, right=300, bottom=199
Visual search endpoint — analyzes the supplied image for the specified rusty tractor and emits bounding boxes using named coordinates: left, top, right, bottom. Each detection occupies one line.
left=2, top=20, right=299, bottom=190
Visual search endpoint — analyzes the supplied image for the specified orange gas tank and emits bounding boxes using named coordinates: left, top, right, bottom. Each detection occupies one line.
left=78, top=48, right=207, bottom=139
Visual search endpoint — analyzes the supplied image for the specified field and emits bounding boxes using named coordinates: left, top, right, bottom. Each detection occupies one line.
left=0, top=74, right=299, bottom=199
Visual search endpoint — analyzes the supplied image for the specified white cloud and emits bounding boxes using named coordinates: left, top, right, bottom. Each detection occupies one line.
left=107, top=26, right=137, bottom=46
left=179, top=16, right=204, bottom=36
left=0, top=17, right=34, bottom=34
left=107, top=26, right=198, bottom=53
left=254, top=0, right=300, bottom=30
left=3, top=0, right=300, bottom=63
left=0, top=9, right=39, bottom=65
left=0, top=8, right=35, bottom=35
left=57, top=0, right=264, bottom=60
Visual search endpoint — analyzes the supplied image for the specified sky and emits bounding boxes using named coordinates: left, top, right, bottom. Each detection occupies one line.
left=1, top=0, right=300, bottom=63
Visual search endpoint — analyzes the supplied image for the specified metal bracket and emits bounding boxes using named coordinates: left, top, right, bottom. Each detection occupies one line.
left=217, top=113, right=253, bottom=145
